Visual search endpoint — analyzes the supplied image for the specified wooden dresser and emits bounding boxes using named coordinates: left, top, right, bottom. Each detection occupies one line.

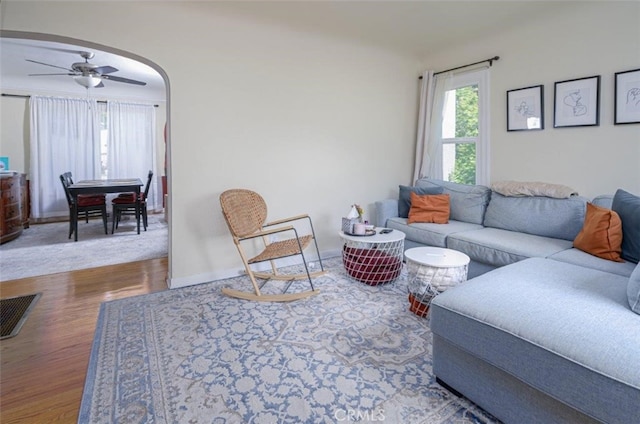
left=1, top=173, right=28, bottom=244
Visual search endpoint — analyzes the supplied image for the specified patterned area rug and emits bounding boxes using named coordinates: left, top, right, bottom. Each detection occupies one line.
left=79, top=257, right=499, bottom=423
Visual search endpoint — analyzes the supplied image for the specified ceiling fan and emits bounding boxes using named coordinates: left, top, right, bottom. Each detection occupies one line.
left=26, top=51, right=146, bottom=88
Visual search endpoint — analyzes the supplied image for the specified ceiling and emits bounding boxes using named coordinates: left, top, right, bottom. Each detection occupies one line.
left=0, top=37, right=166, bottom=102
left=207, top=1, right=573, bottom=58
left=0, top=1, right=575, bottom=102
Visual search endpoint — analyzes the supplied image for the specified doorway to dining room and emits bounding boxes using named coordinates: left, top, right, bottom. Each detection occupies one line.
left=0, top=30, right=171, bottom=280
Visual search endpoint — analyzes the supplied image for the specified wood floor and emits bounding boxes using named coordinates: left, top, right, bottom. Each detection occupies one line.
left=0, top=258, right=169, bottom=424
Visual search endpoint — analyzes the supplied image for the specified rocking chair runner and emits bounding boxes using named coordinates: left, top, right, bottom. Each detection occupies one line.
left=219, top=189, right=325, bottom=301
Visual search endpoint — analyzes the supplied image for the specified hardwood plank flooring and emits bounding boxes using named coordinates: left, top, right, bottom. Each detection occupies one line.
left=0, top=258, right=169, bottom=424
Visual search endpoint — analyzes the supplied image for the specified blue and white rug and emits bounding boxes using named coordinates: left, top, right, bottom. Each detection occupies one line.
left=79, top=257, right=499, bottom=423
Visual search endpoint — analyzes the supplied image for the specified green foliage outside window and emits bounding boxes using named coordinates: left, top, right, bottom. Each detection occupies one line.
left=449, top=85, right=478, bottom=185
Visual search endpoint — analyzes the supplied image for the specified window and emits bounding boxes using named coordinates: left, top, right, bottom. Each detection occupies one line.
left=437, top=69, right=489, bottom=185
left=98, top=103, right=108, bottom=179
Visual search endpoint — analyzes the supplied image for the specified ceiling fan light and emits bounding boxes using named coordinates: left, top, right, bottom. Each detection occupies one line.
left=74, top=75, right=101, bottom=88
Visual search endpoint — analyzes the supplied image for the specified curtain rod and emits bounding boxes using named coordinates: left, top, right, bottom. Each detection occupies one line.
left=419, top=56, right=500, bottom=79
left=1, top=93, right=159, bottom=107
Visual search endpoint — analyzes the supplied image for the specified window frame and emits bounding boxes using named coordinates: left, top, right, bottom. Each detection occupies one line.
left=437, top=68, right=490, bottom=186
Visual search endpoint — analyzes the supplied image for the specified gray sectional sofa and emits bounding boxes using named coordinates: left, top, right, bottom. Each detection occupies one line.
left=375, top=178, right=640, bottom=424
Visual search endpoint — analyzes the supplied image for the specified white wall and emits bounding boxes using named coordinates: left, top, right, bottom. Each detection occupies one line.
left=422, top=1, right=640, bottom=199
left=1, top=1, right=420, bottom=286
left=0, top=94, right=27, bottom=171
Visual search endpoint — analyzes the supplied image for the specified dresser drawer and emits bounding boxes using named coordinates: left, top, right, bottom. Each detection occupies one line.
left=3, top=202, right=20, bottom=220
left=0, top=217, right=23, bottom=243
left=2, top=187, right=20, bottom=203
left=1, top=177, right=16, bottom=190
left=3, top=216, right=22, bottom=233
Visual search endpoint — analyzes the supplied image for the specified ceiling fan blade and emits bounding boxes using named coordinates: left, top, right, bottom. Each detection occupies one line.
left=102, top=75, right=147, bottom=86
left=28, top=73, right=75, bottom=76
left=94, top=65, right=118, bottom=75
left=95, top=81, right=105, bottom=88
left=26, top=59, right=73, bottom=72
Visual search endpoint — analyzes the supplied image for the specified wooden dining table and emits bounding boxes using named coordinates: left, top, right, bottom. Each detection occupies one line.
left=68, top=178, right=143, bottom=242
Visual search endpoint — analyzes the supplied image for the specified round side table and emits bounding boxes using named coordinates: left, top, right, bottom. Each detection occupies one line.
left=404, top=246, right=470, bottom=317
left=339, top=229, right=405, bottom=285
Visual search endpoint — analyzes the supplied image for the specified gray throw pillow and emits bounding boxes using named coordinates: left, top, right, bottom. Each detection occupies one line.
left=398, top=185, right=444, bottom=218
left=628, top=263, right=640, bottom=314
left=416, top=179, right=491, bottom=224
left=612, top=189, right=640, bottom=263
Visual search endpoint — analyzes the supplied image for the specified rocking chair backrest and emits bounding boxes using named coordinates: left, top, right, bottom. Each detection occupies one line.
left=220, top=189, right=268, bottom=238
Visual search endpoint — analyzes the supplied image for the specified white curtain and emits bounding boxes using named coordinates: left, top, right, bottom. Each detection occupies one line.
left=29, top=96, right=100, bottom=219
left=106, top=101, right=159, bottom=211
left=412, top=70, right=434, bottom=184
left=413, top=71, right=453, bottom=183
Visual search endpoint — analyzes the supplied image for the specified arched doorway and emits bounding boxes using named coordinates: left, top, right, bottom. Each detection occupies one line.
left=0, top=29, right=171, bottom=280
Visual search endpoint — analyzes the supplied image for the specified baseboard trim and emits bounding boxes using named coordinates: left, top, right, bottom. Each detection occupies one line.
left=167, top=249, right=342, bottom=289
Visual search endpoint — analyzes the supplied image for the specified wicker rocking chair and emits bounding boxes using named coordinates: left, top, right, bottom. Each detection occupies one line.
left=219, top=189, right=325, bottom=301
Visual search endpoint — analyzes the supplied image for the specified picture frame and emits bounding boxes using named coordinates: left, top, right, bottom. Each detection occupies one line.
left=0, top=157, right=9, bottom=171
left=507, top=85, right=544, bottom=131
left=554, top=75, right=600, bottom=128
left=614, top=68, right=640, bottom=125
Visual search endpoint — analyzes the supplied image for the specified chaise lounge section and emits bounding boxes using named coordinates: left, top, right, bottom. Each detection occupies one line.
left=375, top=179, right=640, bottom=423
left=431, top=258, right=640, bottom=423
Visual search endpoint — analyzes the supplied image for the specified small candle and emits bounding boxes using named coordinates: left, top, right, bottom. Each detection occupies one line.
left=353, top=223, right=366, bottom=235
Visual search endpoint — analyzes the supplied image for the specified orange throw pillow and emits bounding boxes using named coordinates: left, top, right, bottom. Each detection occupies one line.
left=407, top=192, right=450, bottom=224
left=573, top=202, right=624, bottom=262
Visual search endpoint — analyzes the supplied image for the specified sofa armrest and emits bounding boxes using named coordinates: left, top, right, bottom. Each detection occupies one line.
left=375, top=199, right=399, bottom=227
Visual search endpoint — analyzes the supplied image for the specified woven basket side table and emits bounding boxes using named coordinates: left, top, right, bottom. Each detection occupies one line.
left=339, top=229, right=405, bottom=285
left=405, top=246, right=470, bottom=317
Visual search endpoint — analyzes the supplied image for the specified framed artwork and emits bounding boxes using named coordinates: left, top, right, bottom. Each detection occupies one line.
left=507, top=85, right=544, bottom=131
left=0, top=157, right=8, bottom=171
left=554, top=75, right=600, bottom=128
left=614, top=68, right=640, bottom=125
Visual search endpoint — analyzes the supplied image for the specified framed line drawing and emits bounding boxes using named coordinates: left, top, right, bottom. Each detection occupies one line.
left=615, top=68, right=640, bottom=125
left=554, top=75, right=600, bottom=128
left=507, top=85, right=544, bottom=131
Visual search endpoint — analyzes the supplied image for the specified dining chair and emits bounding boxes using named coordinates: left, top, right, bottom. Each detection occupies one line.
left=61, top=172, right=107, bottom=223
left=111, top=170, right=153, bottom=234
left=219, top=188, right=325, bottom=301
left=59, top=173, right=108, bottom=239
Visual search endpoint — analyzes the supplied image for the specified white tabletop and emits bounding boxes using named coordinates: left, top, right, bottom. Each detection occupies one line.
left=338, top=228, right=405, bottom=243
left=404, top=246, right=470, bottom=268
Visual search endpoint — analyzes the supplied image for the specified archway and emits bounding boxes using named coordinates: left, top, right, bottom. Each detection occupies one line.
left=0, top=29, right=172, bottom=280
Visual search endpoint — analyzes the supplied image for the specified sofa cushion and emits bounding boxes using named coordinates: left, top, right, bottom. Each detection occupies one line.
left=573, top=202, right=623, bottom=262
left=483, top=192, right=587, bottom=241
left=549, top=248, right=636, bottom=278
left=398, top=185, right=444, bottom=218
left=386, top=217, right=483, bottom=248
left=407, top=193, right=450, bottom=224
left=430, top=258, right=640, bottom=424
left=591, top=194, right=613, bottom=209
left=447, top=227, right=573, bottom=267
left=612, top=189, right=640, bottom=263
left=374, top=199, right=399, bottom=228
left=415, top=179, right=491, bottom=225
left=629, top=263, right=640, bottom=314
